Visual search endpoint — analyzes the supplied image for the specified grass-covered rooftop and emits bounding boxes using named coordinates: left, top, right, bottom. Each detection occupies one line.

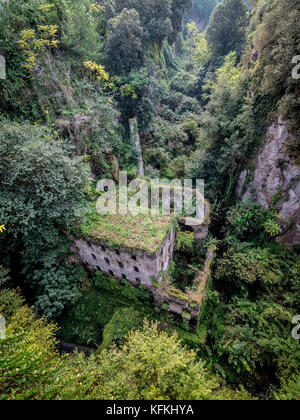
left=73, top=204, right=175, bottom=254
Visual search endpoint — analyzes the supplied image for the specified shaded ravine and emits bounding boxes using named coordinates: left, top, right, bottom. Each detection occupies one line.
left=56, top=339, right=95, bottom=356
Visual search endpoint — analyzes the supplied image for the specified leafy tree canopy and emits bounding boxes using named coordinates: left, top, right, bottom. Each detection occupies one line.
left=0, top=120, right=89, bottom=252
left=206, top=0, right=248, bottom=58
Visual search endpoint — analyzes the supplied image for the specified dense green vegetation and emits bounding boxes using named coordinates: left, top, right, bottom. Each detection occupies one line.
left=0, top=0, right=299, bottom=400
left=0, top=292, right=252, bottom=399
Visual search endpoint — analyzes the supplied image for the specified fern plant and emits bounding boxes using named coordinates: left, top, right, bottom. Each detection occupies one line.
left=264, top=219, right=282, bottom=237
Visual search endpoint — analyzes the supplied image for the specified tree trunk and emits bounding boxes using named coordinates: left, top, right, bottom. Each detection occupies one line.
left=129, top=116, right=144, bottom=177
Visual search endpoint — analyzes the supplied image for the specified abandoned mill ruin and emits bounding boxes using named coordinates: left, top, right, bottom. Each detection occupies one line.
left=71, top=190, right=213, bottom=331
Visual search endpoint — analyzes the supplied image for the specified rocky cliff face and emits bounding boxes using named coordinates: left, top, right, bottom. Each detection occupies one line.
left=236, top=117, right=300, bottom=248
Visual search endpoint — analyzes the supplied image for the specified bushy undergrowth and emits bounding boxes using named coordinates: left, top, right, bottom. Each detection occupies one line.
left=0, top=0, right=299, bottom=400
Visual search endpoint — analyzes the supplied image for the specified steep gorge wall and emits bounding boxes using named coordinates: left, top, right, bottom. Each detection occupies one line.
left=237, top=117, right=300, bottom=248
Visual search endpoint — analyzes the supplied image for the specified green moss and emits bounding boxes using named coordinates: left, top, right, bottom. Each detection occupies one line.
left=168, top=288, right=191, bottom=302
left=152, top=279, right=160, bottom=288
left=93, top=272, right=154, bottom=307
left=59, top=272, right=156, bottom=347
left=173, top=325, right=207, bottom=348
left=58, top=288, right=122, bottom=346
left=97, top=307, right=143, bottom=352
left=72, top=202, right=174, bottom=254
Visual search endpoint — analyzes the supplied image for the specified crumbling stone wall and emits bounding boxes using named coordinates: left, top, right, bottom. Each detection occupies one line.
left=151, top=247, right=215, bottom=331
left=151, top=287, right=201, bottom=330
left=71, top=229, right=177, bottom=288
left=71, top=232, right=214, bottom=332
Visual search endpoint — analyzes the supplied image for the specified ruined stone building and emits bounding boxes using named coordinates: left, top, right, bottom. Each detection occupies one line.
left=71, top=220, right=176, bottom=288
left=71, top=208, right=213, bottom=331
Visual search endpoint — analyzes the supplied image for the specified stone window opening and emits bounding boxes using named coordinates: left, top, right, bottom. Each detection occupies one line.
left=92, top=254, right=97, bottom=261
left=105, top=258, right=110, bottom=265
left=96, top=266, right=101, bottom=271
left=109, top=270, right=114, bottom=276
left=118, top=261, right=124, bottom=268
left=134, top=266, right=139, bottom=272
left=115, top=249, right=120, bottom=255
left=132, top=255, right=137, bottom=261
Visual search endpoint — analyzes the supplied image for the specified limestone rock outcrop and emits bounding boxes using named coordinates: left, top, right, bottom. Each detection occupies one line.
left=236, top=117, right=300, bottom=248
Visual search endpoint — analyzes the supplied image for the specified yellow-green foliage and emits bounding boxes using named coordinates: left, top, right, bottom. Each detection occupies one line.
left=83, top=60, right=138, bottom=98
left=0, top=304, right=104, bottom=400
left=204, top=51, right=242, bottom=95
left=98, top=307, right=143, bottom=351
left=83, top=60, right=111, bottom=87
left=176, top=231, right=194, bottom=252
left=274, top=376, right=300, bottom=401
left=0, top=305, right=60, bottom=399
left=184, top=21, right=211, bottom=69
left=98, top=322, right=251, bottom=400
left=0, top=288, right=24, bottom=323
left=264, top=218, right=282, bottom=237
left=90, top=2, right=105, bottom=15
left=18, top=2, right=59, bottom=70
left=0, top=298, right=251, bottom=400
